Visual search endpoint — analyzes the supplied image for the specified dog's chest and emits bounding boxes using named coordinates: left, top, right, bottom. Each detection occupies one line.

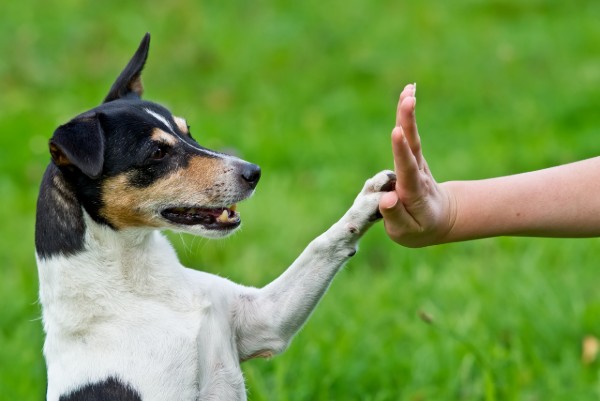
left=40, top=257, right=247, bottom=401
left=44, top=298, right=197, bottom=398
left=45, top=293, right=246, bottom=401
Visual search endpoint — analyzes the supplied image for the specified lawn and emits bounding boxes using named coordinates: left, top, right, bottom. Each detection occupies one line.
left=1, top=0, right=599, bottom=400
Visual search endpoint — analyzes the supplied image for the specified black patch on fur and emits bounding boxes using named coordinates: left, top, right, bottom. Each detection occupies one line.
left=35, top=164, right=86, bottom=259
left=59, top=377, right=142, bottom=401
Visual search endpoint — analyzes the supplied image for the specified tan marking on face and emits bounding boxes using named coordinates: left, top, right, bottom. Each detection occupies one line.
left=151, top=128, right=177, bottom=146
left=173, top=116, right=189, bottom=135
left=100, top=156, right=226, bottom=229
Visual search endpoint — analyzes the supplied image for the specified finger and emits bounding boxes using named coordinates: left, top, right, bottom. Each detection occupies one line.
left=399, top=90, right=423, bottom=168
left=396, top=83, right=416, bottom=127
left=391, top=126, right=421, bottom=197
left=379, top=191, right=408, bottom=224
left=379, top=190, right=399, bottom=211
left=379, top=191, right=419, bottom=242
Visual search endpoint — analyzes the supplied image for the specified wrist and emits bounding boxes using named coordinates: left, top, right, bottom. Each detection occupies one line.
left=432, top=181, right=459, bottom=245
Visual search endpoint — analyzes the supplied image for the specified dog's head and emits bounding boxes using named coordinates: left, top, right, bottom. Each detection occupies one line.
left=49, top=34, right=260, bottom=239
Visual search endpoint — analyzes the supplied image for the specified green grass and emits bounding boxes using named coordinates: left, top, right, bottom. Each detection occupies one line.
left=2, top=0, right=600, bottom=400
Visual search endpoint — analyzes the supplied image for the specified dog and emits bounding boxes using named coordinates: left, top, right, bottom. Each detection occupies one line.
left=35, top=33, right=395, bottom=401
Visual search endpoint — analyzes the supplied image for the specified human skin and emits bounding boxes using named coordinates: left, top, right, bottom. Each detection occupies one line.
left=379, top=83, right=600, bottom=248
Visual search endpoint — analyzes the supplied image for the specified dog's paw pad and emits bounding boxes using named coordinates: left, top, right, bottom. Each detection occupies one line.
left=380, top=172, right=397, bottom=192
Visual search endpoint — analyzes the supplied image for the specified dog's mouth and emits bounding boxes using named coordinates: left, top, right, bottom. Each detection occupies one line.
left=160, top=204, right=240, bottom=229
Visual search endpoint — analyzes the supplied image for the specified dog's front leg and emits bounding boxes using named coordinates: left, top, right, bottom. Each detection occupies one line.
left=233, top=170, right=395, bottom=361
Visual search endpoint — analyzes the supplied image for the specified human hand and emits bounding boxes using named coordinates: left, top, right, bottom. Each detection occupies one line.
left=378, top=84, right=457, bottom=247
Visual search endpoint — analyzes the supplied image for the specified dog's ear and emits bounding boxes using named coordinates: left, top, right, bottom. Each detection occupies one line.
left=49, top=113, right=105, bottom=179
left=103, top=33, right=151, bottom=103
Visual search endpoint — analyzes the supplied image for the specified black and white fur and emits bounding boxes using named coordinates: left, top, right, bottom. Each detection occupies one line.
left=35, top=34, right=395, bottom=401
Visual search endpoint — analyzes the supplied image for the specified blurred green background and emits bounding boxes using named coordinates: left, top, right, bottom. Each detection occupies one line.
left=1, top=0, right=599, bottom=400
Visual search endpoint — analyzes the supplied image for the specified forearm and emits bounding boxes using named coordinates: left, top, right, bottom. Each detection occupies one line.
left=441, top=157, right=600, bottom=242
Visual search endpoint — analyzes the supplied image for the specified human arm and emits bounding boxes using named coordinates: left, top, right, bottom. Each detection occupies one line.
left=379, top=83, right=600, bottom=247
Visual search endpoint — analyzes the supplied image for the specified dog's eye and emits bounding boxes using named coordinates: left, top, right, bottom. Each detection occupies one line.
left=150, top=145, right=169, bottom=161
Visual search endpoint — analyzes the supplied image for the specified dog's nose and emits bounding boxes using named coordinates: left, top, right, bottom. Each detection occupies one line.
left=241, top=163, right=261, bottom=189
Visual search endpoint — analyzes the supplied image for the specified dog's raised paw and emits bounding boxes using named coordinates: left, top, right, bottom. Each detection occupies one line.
left=361, top=170, right=396, bottom=195
left=346, top=170, right=397, bottom=227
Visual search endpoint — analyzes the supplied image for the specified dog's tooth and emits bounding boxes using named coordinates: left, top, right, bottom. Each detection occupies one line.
left=217, top=209, right=229, bottom=223
left=230, top=204, right=237, bottom=212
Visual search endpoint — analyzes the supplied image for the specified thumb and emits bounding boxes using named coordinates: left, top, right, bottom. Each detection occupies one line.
left=379, top=191, right=400, bottom=217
